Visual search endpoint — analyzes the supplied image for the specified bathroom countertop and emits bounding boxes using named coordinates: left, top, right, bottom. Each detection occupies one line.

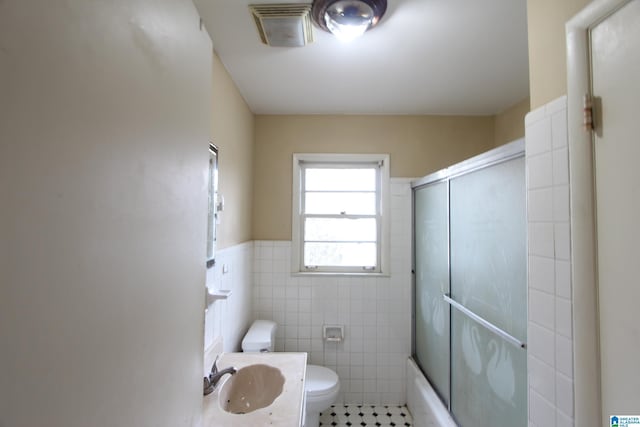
left=203, top=352, right=307, bottom=427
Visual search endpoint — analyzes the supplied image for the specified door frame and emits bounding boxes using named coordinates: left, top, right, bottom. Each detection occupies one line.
left=566, top=1, right=631, bottom=425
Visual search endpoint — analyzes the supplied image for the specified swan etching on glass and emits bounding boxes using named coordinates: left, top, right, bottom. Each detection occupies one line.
left=432, top=289, right=445, bottom=336
left=486, top=339, right=516, bottom=406
left=461, top=320, right=482, bottom=375
left=419, top=289, right=431, bottom=325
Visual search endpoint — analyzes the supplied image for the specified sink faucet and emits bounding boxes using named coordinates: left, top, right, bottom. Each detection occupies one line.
left=203, top=356, right=237, bottom=396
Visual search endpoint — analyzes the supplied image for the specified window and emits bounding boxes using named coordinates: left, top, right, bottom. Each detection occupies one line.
left=292, top=154, right=390, bottom=274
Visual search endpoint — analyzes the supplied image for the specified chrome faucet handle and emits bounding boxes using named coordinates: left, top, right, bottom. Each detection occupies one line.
left=210, top=355, right=220, bottom=376
left=209, top=365, right=237, bottom=387
left=203, top=376, right=213, bottom=396
left=204, top=355, right=220, bottom=396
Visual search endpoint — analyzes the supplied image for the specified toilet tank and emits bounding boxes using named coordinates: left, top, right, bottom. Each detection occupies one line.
left=242, top=320, right=277, bottom=352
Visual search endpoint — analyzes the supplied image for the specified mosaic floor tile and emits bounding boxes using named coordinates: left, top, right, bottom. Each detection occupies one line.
left=319, top=404, right=413, bottom=427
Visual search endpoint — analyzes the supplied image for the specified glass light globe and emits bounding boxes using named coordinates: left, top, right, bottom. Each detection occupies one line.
left=324, top=0, right=374, bottom=42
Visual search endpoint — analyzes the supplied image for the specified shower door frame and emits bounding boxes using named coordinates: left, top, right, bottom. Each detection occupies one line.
left=411, top=138, right=526, bottom=415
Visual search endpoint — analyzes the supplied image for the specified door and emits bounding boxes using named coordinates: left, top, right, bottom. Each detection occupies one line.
left=414, top=181, right=451, bottom=406
left=591, top=0, right=640, bottom=420
left=413, top=141, right=527, bottom=427
left=448, top=156, right=527, bottom=427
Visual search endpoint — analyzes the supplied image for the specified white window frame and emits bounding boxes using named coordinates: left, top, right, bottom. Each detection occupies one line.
left=291, top=153, right=390, bottom=275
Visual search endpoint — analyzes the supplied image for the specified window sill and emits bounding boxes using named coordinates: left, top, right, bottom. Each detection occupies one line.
left=291, top=271, right=390, bottom=278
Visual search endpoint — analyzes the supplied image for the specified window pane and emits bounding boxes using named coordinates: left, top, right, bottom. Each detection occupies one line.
left=304, top=218, right=376, bottom=241
left=305, top=168, right=376, bottom=191
left=305, top=192, right=376, bottom=215
left=304, top=242, right=376, bottom=267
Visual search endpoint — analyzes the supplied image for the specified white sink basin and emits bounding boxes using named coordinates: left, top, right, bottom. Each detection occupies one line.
left=218, top=364, right=285, bottom=414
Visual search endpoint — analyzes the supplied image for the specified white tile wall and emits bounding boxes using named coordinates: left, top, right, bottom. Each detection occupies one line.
left=204, top=241, right=254, bottom=360
left=252, top=179, right=413, bottom=404
left=525, top=96, right=574, bottom=427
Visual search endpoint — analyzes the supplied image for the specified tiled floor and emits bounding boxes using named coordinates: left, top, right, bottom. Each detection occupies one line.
left=319, top=404, right=413, bottom=427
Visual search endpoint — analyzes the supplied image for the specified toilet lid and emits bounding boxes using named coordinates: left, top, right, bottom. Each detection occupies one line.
left=305, top=364, right=339, bottom=398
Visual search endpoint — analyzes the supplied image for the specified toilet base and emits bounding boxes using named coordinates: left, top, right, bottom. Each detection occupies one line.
left=304, top=410, right=320, bottom=427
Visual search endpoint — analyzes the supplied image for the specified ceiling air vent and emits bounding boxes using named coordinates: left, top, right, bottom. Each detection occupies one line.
left=249, top=4, right=313, bottom=47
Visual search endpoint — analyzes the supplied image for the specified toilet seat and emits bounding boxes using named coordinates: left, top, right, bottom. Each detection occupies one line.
left=305, top=364, right=340, bottom=401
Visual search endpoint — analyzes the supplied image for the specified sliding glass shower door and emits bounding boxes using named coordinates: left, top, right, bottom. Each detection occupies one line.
left=414, top=181, right=450, bottom=406
left=413, top=141, right=527, bottom=427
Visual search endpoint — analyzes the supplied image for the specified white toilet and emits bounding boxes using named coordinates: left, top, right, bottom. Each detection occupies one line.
left=242, top=320, right=340, bottom=427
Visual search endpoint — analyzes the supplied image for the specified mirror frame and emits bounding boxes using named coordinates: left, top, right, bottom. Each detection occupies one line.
left=206, top=143, right=218, bottom=268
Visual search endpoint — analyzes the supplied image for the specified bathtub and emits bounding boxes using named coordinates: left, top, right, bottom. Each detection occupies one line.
left=406, top=358, right=457, bottom=427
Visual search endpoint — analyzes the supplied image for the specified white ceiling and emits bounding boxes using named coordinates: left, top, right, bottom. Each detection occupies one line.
left=195, top=0, right=529, bottom=115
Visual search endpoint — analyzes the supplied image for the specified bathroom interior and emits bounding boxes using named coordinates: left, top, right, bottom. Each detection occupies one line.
left=2, top=0, right=634, bottom=426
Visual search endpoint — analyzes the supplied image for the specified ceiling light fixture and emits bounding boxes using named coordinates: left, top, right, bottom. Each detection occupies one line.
left=311, top=0, right=387, bottom=42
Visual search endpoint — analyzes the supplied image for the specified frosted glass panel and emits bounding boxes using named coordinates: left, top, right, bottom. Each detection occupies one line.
left=414, top=181, right=450, bottom=405
left=449, top=157, right=526, bottom=341
left=413, top=145, right=526, bottom=426
left=451, top=313, right=527, bottom=427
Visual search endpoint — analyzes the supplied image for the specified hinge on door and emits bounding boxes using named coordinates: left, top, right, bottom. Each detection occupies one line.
left=583, top=93, right=595, bottom=132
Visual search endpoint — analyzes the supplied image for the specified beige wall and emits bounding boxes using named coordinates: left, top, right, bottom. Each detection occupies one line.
left=527, top=0, right=592, bottom=109
left=0, top=1, right=211, bottom=425
left=493, top=97, right=530, bottom=147
left=212, top=52, right=255, bottom=249
left=253, top=115, right=495, bottom=240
